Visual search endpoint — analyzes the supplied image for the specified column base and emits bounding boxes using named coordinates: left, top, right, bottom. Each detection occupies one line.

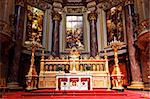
left=143, top=87, right=150, bottom=91
left=127, top=81, right=144, bottom=90
left=26, top=86, right=37, bottom=91
left=7, top=82, right=22, bottom=90
left=143, top=83, right=150, bottom=91
left=112, top=86, right=124, bottom=90
left=0, top=78, right=6, bottom=87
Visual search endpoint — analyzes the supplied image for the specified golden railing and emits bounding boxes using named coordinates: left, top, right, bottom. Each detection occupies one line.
left=40, top=53, right=109, bottom=74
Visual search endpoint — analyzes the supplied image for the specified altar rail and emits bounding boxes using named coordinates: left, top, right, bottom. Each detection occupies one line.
left=40, top=55, right=109, bottom=73
left=38, top=52, right=111, bottom=89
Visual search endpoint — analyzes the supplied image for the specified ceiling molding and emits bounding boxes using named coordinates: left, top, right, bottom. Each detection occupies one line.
left=32, top=0, right=125, bottom=11
left=97, top=0, right=125, bottom=11
left=27, top=0, right=52, bottom=10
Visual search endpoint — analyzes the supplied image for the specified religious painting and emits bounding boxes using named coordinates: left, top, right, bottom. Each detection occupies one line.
left=106, top=5, right=124, bottom=44
left=25, top=5, right=44, bottom=44
left=65, top=15, right=84, bottom=50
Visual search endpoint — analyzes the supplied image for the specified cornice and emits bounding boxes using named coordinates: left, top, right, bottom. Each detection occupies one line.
left=97, top=0, right=125, bottom=11
left=27, top=0, right=52, bottom=10
left=15, top=0, right=25, bottom=7
left=63, top=6, right=86, bottom=13
left=32, top=0, right=128, bottom=11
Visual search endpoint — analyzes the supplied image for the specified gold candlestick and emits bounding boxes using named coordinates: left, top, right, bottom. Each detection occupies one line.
left=25, top=32, right=42, bottom=90
left=107, top=38, right=125, bottom=91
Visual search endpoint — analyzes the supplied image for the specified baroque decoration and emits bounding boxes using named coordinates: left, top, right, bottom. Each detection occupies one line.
left=25, top=5, right=44, bottom=44
left=27, top=0, right=51, bottom=10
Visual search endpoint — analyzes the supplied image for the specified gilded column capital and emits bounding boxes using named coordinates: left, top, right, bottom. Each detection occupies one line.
left=0, top=20, right=11, bottom=37
left=88, top=12, right=97, bottom=22
left=15, top=0, right=25, bottom=7
left=52, top=12, right=62, bottom=21
left=138, top=18, right=150, bottom=35
left=124, top=0, right=134, bottom=6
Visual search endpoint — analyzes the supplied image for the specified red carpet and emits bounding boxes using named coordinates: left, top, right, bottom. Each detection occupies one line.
left=1, top=89, right=150, bottom=99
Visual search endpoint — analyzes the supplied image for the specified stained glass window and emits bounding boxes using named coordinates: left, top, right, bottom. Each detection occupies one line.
left=25, top=5, right=44, bottom=44
left=65, top=15, right=84, bottom=50
left=106, top=5, right=124, bottom=44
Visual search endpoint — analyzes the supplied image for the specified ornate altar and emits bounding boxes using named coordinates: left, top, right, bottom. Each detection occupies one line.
left=56, top=73, right=92, bottom=90
left=38, top=47, right=110, bottom=90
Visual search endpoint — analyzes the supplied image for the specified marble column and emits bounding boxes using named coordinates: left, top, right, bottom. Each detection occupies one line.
left=7, top=1, right=25, bottom=89
left=0, top=0, right=15, bottom=23
left=124, top=0, right=144, bottom=89
left=88, top=12, right=98, bottom=57
left=52, top=12, right=61, bottom=56
left=0, top=44, right=9, bottom=87
left=0, top=0, right=14, bottom=88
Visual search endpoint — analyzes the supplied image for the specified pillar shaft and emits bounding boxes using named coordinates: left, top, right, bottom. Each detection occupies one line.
left=0, top=0, right=14, bottom=88
left=7, top=2, right=25, bottom=89
left=52, top=12, right=61, bottom=56
left=88, top=12, right=98, bottom=57
left=125, top=0, right=144, bottom=89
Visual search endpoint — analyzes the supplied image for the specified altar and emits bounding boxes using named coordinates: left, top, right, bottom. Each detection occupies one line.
left=38, top=47, right=111, bottom=90
left=56, top=73, right=92, bottom=90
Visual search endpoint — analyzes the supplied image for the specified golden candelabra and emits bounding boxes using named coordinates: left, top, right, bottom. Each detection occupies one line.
left=25, top=32, right=42, bottom=90
left=107, top=38, right=125, bottom=90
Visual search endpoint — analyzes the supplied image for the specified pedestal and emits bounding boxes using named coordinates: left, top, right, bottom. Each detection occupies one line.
left=7, top=82, right=22, bottom=90
left=26, top=75, right=38, bottom=90
left=127, top=81, right=144, bottom=90
left=111, top=75, right=124, bottom=91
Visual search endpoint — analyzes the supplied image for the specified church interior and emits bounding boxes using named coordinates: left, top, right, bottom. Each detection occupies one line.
left=0, top=0, right=150, bottom=98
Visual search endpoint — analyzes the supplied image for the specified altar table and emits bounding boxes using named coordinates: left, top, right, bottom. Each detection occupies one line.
left=56, top=73, right=92, bottom=90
